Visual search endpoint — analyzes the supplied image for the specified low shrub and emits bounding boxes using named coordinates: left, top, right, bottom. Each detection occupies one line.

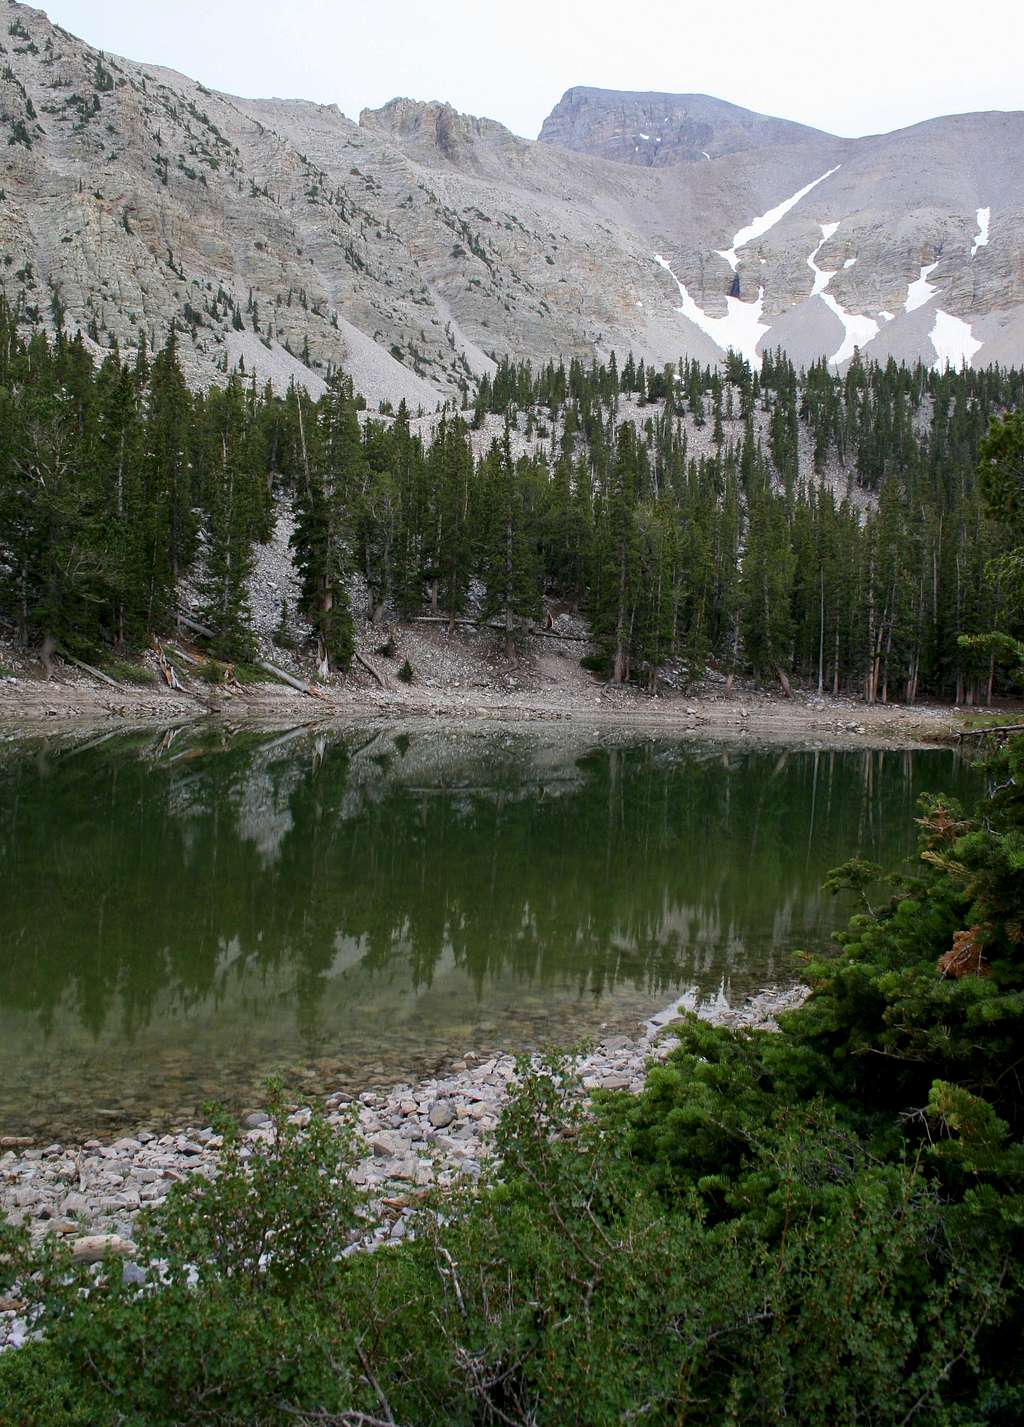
left=580, top=652, right=609, bottom=675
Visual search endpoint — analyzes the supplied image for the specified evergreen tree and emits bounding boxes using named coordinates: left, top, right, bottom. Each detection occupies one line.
left=290, top=375, right=361, bottom=673
left=740, top=494, right=796, bottom=692
left=144, top=327, right=196, bottom=627
left=478, top=425, right=542, bottom=656
left=195, top=379, right=266, bottom=660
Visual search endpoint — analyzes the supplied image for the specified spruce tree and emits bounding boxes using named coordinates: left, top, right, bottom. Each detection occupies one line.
left=195, top=379, right=266, bottom=660
left=290, top=375, right=360, bottom=672
left=478, top=425, right=542, bottom=657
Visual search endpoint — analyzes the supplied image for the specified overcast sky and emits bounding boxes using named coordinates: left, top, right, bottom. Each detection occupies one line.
left=36, top=0, right=1023, bottom=140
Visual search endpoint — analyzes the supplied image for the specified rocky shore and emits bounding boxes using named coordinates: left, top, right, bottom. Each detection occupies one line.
left=0, top=614, right=980, bottom=746
left=0, top=983, right=805, bottom=1350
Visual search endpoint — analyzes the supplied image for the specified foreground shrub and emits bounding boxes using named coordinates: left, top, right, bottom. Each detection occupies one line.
left=2, top=1063, right=1019, bottom=1425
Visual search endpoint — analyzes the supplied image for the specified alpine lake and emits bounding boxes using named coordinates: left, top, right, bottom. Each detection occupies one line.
left=0, top=722, right=982, bottom=1142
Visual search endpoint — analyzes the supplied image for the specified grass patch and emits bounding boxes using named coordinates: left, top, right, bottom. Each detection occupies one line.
left=233, top=662, right=274, bottom=686
left=99, top=657, right=156, bottom=686
left=957, top=711, right=1024, bottom=730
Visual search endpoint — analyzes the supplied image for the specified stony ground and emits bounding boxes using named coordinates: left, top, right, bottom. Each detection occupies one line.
left=0, top=983, right=804, bottom=1351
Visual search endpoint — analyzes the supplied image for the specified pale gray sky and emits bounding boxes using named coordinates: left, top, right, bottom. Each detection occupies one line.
left=34, top=0, right=1024, bottom=140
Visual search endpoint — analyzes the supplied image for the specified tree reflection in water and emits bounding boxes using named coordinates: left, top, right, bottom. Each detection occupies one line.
left=0, top=725, right=978, bottom=1136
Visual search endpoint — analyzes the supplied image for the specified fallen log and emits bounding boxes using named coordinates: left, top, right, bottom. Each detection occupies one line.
left=411, top=615, right=590, bottom=643
left=163, top=641, right=205, bottom=669
left=256, top=660, right=325, bottom=700
left=957, top=723, right=1024, bottom=739
left=150, top=635, right=184, bottom=691
left=58, top=650, right=122, bottom=690
left=175, top=611, right=218, bottom=640
left=527, top=627, right=590, bottom=644
left=354, top=651, right=391, bottom=690
left=412, top=616, right=489, bottom=629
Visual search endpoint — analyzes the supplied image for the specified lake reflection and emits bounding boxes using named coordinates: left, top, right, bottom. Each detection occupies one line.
left=0, top=724, right=979, bottom=1138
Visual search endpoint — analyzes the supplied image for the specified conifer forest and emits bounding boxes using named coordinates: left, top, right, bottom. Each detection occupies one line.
left=2, top=301, right=1023, bottom=703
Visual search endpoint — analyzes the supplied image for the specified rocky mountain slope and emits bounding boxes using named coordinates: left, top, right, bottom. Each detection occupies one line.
left=0, top=0, right=1022, bottom=406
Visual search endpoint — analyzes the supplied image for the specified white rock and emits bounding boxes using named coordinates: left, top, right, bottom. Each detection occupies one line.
left=70, top=1234, right=137, bottom=1264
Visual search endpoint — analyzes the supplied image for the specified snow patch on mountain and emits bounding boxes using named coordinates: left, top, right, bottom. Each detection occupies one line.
left=972, top=207, right=990, bottom=257
left=807, top=221, right=878, bottom=361
left=807, top=222, right=841, bottom=296
left=717, top=166, right=841, bottom=272
left=930, top=310, right=982, bottom=369
left=654, top=254, right=769, bottom=366
left=820, top=295, right=879, bottom=368
left=905, top=263, right=939, bottom=313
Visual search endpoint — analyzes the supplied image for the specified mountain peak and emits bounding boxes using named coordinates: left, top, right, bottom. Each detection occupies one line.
left=538, top=86, right=831, bottom=166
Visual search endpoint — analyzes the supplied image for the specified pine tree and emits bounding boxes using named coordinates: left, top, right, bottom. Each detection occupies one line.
left=592, top=423, right=642, bottom=684
left=290, top=375, right=360, bottom=672
left=424, top=412, right=474, bottom=633
left=90, top=351, right=146, bottom=648
left=144, top=327, right=196, bottom=628
left=740, top=493, right=796, bottom=693
left=478, top=424, right=542, bottom=656
left=195, top=379, right=266, bottom=660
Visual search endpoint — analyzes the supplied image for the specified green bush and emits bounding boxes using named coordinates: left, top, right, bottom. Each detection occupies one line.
left=0, top=1093, right=365, bottom=1426
left=3, top=1055, right=1017, bottom=1425
left=232, top=661, right=272, bottom=685
left=397, top=658, right=414, bottom=683
left=98, top=657, right=156, bottom=686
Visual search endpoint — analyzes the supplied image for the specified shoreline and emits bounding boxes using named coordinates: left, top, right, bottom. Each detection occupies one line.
left=1, top=616, right=1008, bottom=746
left=0, top=983, right=805, bottom=1347
left=0, top=674, right=983, bottom=748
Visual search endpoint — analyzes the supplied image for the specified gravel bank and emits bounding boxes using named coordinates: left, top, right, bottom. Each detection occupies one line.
left=0, top=984, right=805, bottom=1351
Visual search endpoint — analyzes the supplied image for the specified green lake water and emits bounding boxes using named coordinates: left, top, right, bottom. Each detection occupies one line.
left=0, top=723, right=981, bottom=1140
